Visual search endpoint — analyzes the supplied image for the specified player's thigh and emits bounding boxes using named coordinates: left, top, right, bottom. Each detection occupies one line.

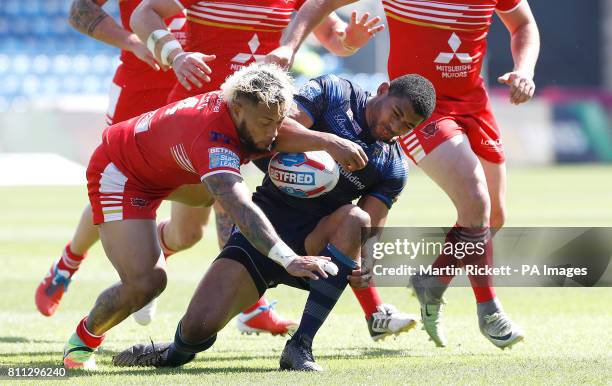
left=167, top=184, right=214, bottom=207
left=183, top=257, right=260, bottom=334
left=304, top=204, right=363, bottom=255
left=98, top=219, right=164, bottom=282
left=418, top=134, right=489, bottom=211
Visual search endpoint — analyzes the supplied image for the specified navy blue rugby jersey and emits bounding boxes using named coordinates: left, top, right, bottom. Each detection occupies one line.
left=254, top=74, right=408, bottom=216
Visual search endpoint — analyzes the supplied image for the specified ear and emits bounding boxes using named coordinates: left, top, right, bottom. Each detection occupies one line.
left=376, top=82, right=390, bottom=96
left=231, top=99, right=243, bottom=117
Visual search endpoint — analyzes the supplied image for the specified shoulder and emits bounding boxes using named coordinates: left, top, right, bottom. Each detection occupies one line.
left=385, top=142, right=409, bottom=179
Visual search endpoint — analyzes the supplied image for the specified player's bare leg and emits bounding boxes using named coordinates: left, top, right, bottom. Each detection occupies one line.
left=113, top=258, right=260, bottom=367
left=411, top=134, right=523, bottom=348
left=479, top=157, right=507, bottom=231
left=35, top=205, right=99, bottom=316
left=131, top=185, right=212, bottom=325
left=63, top=219, right=167, bottom=369
left=160, top=187, right=298, bottom=336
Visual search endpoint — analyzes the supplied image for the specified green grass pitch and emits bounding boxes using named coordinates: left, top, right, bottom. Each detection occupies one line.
left=1, top=165, right=611, bottom=384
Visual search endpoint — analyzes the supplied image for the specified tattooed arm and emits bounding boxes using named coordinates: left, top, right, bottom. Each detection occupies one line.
left=202, top=172, right=331, bottom=279
left=68, top=0, right=159, bottom=70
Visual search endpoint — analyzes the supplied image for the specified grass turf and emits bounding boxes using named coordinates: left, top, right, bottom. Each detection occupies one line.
left=1, top=164, right=611, bottom=384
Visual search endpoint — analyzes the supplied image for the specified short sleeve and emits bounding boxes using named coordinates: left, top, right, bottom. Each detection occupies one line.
left=364, top=151, right=408, bottom=209
left=190, top=134, right=243, bottom=181
left=496, top=0, right=523, bottom=13
left=294, top=78, right=327, bottom=122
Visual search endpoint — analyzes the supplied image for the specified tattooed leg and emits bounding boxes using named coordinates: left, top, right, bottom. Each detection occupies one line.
left=85, top=219, right=167, bottom=336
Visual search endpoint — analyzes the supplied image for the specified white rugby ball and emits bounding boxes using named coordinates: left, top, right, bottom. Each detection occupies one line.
left=268, top=151, right=340, bottom=198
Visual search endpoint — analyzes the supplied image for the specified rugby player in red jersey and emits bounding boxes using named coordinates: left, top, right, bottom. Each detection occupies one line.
left=130, top=0, right=416, bottom=340
left=35, top=0, right=186, bottom=321
left=35, top=0, right=295, bottom=333
left=62, top=63, right=367, bottom=369
left=268, top=0, right=540, bottom=349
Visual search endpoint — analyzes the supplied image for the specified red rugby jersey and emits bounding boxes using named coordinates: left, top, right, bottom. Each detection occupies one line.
left=175, top=0, right=305, bottom=90
left=101, top=91, right=250, bottom=192
left=113, top=0, right=187, bottom=90
left=383, top=0, right=523, bottom=114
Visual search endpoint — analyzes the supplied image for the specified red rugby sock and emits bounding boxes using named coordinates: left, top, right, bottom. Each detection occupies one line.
left=76, top=316, right=105, bottom=349
left=157, top=220, right=176, bottom=259
left=430, top=225, right=496, bottom=303
left=351, top=286, right=382, bottom=320
left=431, top=224, right=461, bottom=285
left=56, top=242, right=86, bottom=276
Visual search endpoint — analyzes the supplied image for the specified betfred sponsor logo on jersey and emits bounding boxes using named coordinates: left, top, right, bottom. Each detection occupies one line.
left=269, top=166, right=315, bottom=186
left=435, top=33, right=472, bottom=79
left=209, top=147, right=240, bottom=170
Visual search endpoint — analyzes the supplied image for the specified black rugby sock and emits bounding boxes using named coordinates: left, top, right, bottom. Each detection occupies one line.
left=165, top=322, right=217, bottom=367
left=293, top=243, right=357, bottom=343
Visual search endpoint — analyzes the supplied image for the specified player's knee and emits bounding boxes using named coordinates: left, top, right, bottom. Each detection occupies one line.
left=342, top=205, right=371, bottom=230
left=174, top=226, right=205, bottom=250
left=457, top=185, right=490, bottom=225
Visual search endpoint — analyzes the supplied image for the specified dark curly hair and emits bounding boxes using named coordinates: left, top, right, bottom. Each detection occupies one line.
left=388, top=74, right=436, bottom=120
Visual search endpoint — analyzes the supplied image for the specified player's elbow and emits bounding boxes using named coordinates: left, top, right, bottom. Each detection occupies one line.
left=67, top=0, right=87, bottom=32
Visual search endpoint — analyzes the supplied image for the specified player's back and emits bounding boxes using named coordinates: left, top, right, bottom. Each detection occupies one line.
left=383, top=0, right=522, bottom=112
left=175, top=0, right=304, bottom=91
left=102, top=91, right=243, bottom=191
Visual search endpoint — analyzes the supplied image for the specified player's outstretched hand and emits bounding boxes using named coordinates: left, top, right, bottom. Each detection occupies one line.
left=497, top=71, right=535, bottom=105
left=127, top=35, right=160, bottom=71
left=172, top=52, right=216, bottom=91
left=286, top=255, right=337, bottom=280
left=325, top=135, right=368, bottom=171
left=348, top=266, right=372, bottom=289
left=264, top=45, right=294, bottom=70
left=336, top=11, right=385, bottom=53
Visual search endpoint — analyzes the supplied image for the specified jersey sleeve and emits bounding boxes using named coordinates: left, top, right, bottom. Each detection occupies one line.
left=496, top=0, right=524, bottom=13
left=190, top=133, right=243, bottom=181
left=363, top=151, right=408, bottom=209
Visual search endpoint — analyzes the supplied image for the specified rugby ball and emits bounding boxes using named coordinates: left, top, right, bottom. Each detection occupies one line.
left=268, top=151, right=340, bottom=198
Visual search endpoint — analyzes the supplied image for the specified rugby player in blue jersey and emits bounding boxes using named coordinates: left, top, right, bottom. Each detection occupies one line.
left=112, top=73, right=435, bottom=371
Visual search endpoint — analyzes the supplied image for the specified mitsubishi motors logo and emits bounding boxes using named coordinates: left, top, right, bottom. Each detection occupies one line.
left=231, top=34, right=266, bottom=66
left=434, top=33, right=472, bottom=64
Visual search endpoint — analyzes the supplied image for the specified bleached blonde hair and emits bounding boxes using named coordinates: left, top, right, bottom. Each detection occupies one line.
left=221, top=62, right=294, bottom=115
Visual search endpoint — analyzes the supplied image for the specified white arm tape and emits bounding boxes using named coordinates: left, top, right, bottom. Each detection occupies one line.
left=160, top=40, right=182, bottom=66
left=268, top=241, right=297, bottom=268
left=146, top=29, right=171, bottom=54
